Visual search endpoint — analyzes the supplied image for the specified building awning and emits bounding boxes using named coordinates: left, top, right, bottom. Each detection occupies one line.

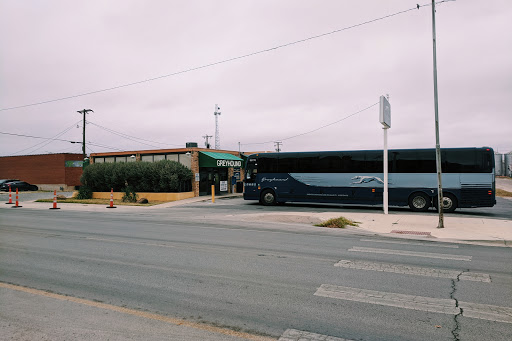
left=199, top=152, right=243, bottom=168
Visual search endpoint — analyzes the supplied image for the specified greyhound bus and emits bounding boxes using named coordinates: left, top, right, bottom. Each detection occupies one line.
left=243, top=147, right=496, bottom=212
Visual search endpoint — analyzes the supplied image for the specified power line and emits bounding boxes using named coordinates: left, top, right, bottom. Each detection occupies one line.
left=4, top=119, right=82, bottom=156
left=0, top=2, right=443, bottom=112
left=87, top=121, right=182, bottom=148
left=241, top=102, right=378, bottom=146
left=0, top=131, right=78, bottom=143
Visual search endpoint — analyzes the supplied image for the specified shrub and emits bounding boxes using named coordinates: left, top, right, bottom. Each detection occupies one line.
left=80, top=160, right=193, bottom=193
left=315, top=217, right=358, bottom=228
left=76, top=186, right=93, bottom=199
left=122, top=186, right=138, bottom=202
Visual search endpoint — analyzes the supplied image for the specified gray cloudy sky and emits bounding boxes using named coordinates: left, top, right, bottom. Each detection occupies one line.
left=1, top=0, right=511, bottom=157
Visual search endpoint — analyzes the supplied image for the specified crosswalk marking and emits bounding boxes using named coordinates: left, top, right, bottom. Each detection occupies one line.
left=348, top=246, right=472, bottom=261
left=314, top=284, right=512, bottom=323
left=278, top=329, right=354, bottom=341
left=335, top=259, right=490, bottom=282
left=359, top=239, right=459, bottom=248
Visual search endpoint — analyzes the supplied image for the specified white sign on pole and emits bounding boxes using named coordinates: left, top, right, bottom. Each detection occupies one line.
left=380, top=95, right=391, bottom=215
left=380, top=95, right=391, bottom=128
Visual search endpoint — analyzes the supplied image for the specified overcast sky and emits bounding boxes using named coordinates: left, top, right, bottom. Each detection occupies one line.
left=1, top=0, right=511, bottom=157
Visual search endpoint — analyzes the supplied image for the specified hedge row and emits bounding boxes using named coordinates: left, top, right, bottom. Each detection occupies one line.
left=80, top=160, right=193, bottom=193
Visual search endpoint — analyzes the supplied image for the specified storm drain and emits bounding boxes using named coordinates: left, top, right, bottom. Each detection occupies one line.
left=391, top=230, right=432, bottom=236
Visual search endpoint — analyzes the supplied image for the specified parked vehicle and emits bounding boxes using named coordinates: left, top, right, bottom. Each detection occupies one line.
left=0, top=180, right=38, bottom=191
left=0, top=179, right=19, bottom=187
left=244, top=147, right=495, bottom=212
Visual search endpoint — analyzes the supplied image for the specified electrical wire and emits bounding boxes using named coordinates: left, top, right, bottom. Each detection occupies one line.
left=87, top=121, right=182, bottom=148
left=240, top=101, right=378, bottom=146
left=0, top=2, right=452, bottom=112
left=6, top=120, right=82, bottom=156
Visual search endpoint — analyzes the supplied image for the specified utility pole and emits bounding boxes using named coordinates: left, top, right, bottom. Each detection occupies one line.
left=203, top=134, right=212, bottom=149
left=431, top=0, right=444, bottom=228
left=274, top=141, right=282, bottom=153
left=214, top=104, right=221, bottom=149
left=77, top=109, right=93, bottom=163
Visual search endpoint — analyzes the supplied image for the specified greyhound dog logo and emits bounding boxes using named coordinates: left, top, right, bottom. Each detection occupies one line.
left=351, top=176, right=385, bottom=184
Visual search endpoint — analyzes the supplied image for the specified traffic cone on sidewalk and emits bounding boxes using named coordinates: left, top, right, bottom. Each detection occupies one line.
left=106, top=188, right=116, bottom=208
left=49, top=190, right=60, bottom=210
left=5, top=185, right=13, bottom=204
left=11, top=188, right=22, bottom=208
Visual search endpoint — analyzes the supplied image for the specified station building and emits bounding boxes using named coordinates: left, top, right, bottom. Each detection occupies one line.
left=91, top=145, right=246, bottom=197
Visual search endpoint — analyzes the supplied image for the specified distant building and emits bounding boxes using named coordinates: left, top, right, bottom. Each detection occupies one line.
left=0, top=153, right=84, bottom=191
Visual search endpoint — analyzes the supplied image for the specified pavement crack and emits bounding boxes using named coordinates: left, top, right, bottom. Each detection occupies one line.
left=450, top=271, right=465, bottom=341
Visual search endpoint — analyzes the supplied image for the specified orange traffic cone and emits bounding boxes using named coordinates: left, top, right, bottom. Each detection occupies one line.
left=106, top=188, right=116, bottom=208
left=49, top=190, right=60, bottom=210
left=11, top=188, right=22, bottom=208
left=5, top=185, right=13, bottom=204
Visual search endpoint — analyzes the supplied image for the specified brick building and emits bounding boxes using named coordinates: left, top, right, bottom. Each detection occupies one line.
left=91, top=147, right=246, bottom=197
left=0, top=153, right=84, bottom=191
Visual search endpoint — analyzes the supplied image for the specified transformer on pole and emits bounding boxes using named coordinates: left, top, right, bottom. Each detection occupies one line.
left=214, top=104, right=221, bottom=149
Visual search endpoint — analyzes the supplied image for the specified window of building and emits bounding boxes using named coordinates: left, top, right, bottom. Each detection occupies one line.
left=154, top=154, right=165, bottom=162
left=141, top=155, right=153, bottom=162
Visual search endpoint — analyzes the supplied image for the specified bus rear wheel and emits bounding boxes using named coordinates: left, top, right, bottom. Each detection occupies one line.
left=408, top=192, right=430, bottom=212
left=260, top=189, right=276, bottom=206
left=434, top=193, right=458, bottom=213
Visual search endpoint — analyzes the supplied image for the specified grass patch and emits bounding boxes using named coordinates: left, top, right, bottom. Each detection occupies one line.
left=496, top=188, right=512, bottom=197
left=35, top=198, right=162, bottom=206
left=315, top=216, right=358, bottom=228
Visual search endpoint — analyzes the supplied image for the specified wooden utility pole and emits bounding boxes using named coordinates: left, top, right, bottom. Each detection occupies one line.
left=77, top=109, right=94, bottom=163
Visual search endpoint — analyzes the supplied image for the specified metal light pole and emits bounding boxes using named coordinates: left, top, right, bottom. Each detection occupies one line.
left=214, top=104, right=221, bottom=149
left=431, top=1, right=444, bottom=228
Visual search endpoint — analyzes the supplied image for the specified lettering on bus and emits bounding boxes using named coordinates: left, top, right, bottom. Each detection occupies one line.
left=261, top=177, right=289, bottom=183
left=216, top=160, right=242, bottom=167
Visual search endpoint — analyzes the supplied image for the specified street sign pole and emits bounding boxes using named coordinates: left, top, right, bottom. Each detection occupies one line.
left=379, top=95, right=391, bottom=215
left=383, top=126, right=389, bottom=214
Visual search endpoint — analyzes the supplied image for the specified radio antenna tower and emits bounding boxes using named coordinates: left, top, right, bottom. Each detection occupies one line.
left=214, top=104, right=221, bottom=149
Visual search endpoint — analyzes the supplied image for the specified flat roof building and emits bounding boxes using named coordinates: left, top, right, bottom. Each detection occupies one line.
left=91, top=147, right=246, bottom=196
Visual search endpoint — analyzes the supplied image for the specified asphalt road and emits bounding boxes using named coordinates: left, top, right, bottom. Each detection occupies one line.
left=1, top=204, right=511, bottom=341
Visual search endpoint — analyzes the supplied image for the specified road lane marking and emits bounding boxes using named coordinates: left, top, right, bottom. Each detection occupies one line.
left=0, top=282, right=275, bottom=341
left=348, top=247, right=472, bottom=261
left=278, top=329, right=354, bottom=341
left=359, top=239, right=459, bottom=248
left=334, top=259, right=490, bottom=282
left=314, top=284, right=512, bottom=323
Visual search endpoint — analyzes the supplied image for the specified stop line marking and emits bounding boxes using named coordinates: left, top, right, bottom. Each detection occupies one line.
left=314, top=284, right=512, bottom=323
left=348, top=246, right=472, bottom=261
left=335, top=259, right=490, bottom=282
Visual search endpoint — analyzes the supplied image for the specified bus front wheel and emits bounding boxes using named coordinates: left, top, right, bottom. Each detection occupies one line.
left=434, top=193, right=458, bottom=213
left=408, top=192, right=430, bottom=212
left=260, top=189, right=276, bottom=206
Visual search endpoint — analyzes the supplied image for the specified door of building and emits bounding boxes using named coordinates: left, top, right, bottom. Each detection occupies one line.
left=199, top=168, right=228, bottom=195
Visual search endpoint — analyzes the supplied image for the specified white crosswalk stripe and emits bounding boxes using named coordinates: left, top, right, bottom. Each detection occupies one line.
left=278, top=329, right=354, bottom=341
left=314, top=284, right=512, bottom=323
left=359, top=238, right=459, bottom=248
left=335, top=259, right=490, bottom=282
left=348, top=246, right=472, bottom=261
